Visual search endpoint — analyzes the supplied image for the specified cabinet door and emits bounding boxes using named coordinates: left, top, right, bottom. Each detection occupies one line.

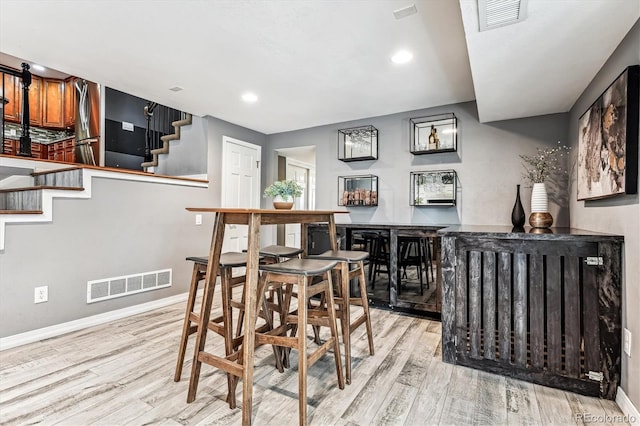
left=28, top=76, right=42, bottom=126
left=42, top=79, right=65, bottom=128
left=63, top=77, right=76, bottom=129
left=2, top=139, right=18, bottom=155
left=2, top=73, right=22, bottom=122
left=64, top=139, right=75, bottom=163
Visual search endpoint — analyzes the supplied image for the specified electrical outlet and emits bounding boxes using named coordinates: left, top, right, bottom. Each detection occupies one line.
left=623, top=328, right=632, bottom=357
left=195, top=214, right=202, bottom=225
left=34, top=286, right=48, bottom=304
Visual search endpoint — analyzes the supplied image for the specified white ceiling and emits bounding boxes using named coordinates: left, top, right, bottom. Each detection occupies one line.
left=0, top=1, right=638, bottom=134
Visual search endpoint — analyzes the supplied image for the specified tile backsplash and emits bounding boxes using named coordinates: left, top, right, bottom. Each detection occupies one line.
left=3, top=122, right=73, bottom=144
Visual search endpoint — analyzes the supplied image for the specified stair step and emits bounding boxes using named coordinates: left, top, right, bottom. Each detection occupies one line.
left=31, top=166, right=82, bottom=176
left=33, top=167, right=83, bottom=187
left=0, top=209, right=43, bottom=215
left=0, top=185, right=84, bottom=194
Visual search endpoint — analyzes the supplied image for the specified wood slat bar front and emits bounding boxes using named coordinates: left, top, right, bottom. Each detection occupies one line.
left=184, top=207, right=347, bottom=425
left=439, top=225, right=623, bottom=400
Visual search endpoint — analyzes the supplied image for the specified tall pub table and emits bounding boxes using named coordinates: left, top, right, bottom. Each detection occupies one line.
left=184, top=208, right=348, bottom=425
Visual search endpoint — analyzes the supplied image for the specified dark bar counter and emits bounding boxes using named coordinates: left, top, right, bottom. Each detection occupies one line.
left=438, top=225, right=623, bottom=399
left=308, top=223, right=445, bottom=315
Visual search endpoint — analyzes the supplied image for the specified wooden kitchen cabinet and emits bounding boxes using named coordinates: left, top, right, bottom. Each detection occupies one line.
left=48, top=138, right=75, bottom=163
left=2, top=73, right=22, bottom=122
left=31, top=142, right=47, bottom=159
left=1, top=139, right=47, bottom=159
left=2, top=139, right=18, bottom=155
left=63, top=77, right=76, bottom=129
left=2, top=70, right=77, bottom=129
left=28, top=76, right=42, bottom=127
left=64, top=139, right=75, bottom=162
left=42, top=78, right=65, bottom=128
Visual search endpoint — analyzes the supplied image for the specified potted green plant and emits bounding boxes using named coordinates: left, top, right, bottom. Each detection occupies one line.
left=264, top=180, right=303, bottom=209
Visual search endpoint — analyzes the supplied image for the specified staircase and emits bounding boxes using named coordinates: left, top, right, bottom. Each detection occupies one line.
left=140, top=103, right=192, bottom=171
left=0, top=164, right=88, bottom=250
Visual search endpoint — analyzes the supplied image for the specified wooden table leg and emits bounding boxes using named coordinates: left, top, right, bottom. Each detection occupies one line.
left=187, top=212, right=225, bottom=403
left=240, top=212, right=262, bottom=425
left=328, top=214, right=338, bottom=250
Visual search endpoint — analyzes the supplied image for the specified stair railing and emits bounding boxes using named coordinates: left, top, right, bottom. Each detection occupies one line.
left=0, top=62, right=32, bottom=156
left=143, top=101, right=184, bottom=164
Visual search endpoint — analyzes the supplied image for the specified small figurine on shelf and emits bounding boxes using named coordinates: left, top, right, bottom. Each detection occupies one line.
left=371, top=190, right=378, bottom=205
left=364, top=190, right=371, bottom=206
left=428, top=125, right=440, bottom=150
left=342, top=190, right=350, bottom=206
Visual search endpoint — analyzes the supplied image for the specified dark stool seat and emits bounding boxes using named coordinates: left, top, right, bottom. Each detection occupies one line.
left=259, top=258, right=338, bottom=275
left=258, top=245, right=304, bottom=261
left=309, top=249, right=369, bottom=262
left=252, top=257, right=344, bottom=424
left=186, top=252, right=255, bottom=268
left=308, top=250, right=375, bottom=384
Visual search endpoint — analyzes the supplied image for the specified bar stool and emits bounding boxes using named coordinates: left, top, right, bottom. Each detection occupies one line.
left=368, top=232, right=390, bottom=288
left=308, top=250, right=375, bottom=384
left=175, top=253, right=277, bottom=409
left=398, top=237, right=426, bottom=295
left=255, top=258, right=345, bottom=424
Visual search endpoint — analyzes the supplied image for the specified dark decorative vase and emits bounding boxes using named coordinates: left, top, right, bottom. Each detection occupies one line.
left=511, top=184, right=526, bottom=228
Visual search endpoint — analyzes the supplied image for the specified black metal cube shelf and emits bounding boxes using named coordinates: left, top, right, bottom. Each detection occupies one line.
left=410, top=113, right=457, bottom=155
left=338, top=174, right=378, bottom=206
left=338, top=125, right=378, bottom=162
left=410, top=170, right=457, bottom=206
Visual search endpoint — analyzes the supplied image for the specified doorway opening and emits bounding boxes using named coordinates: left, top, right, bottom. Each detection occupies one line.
left=274, top=146, right=316, bottom=247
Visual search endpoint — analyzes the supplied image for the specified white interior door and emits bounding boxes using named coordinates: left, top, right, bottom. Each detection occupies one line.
left=285, top=159, right=315, bottom=247
left=221, top=136, right=261, bottom=252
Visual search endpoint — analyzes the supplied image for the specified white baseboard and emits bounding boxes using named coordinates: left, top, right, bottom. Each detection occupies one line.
left=0, top=292, right=189, bottom=351
left=616, top=387, right=640, bottom=423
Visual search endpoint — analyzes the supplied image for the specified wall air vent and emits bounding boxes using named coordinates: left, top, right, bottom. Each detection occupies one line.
left=87, top=269, right=172, bottom=303
left=478, top=0, right=528, bottom=32
left=393, top=4, right=417, bottom=20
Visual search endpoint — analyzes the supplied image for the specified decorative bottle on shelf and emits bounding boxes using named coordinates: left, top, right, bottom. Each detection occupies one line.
left=428, top=125, right=439, bottom=150
left=511, top=184, right=526, bottom=229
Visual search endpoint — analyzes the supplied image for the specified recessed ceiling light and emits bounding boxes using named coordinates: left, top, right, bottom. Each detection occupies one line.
left=391, top=50, right=413, bottom=64
left=31, top=64, right=45, bottom=72
left=242, top=92, right=258, bottom=103
left=169, top=86, right=184, bottom=92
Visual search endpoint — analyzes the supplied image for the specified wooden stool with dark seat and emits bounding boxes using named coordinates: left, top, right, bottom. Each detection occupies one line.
left=368, top=232, right=390, bottom=288
left=174, top=252, right=278, bottom=409
left=308, top=250, right=375, bottom=384
left=254, top=258, right=345, bottom=424
left=398, top=237, right=429, bottom=295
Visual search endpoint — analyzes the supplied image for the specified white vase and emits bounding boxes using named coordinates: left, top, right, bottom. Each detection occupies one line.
left=530, top=183, right=548, bottom=213
left=273, top=195, right=294, bottom=210
left=529, top=182, right=553, bottom=228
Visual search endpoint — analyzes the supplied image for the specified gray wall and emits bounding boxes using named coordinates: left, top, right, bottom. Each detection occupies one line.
left=0, top=178, right=211, bottom=337
left=156, top=115, right=208, bottom=177
left=265, top=101, right=569, bottom=227
left=568, top=19, right=640, bottom=408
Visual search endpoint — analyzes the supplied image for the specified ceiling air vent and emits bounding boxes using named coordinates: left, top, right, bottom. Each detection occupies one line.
left=478, top=0, right=528, bottom=32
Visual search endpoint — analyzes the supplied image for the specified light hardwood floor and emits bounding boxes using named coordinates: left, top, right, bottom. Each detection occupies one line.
left=0, top=296, right=625, bottom=425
